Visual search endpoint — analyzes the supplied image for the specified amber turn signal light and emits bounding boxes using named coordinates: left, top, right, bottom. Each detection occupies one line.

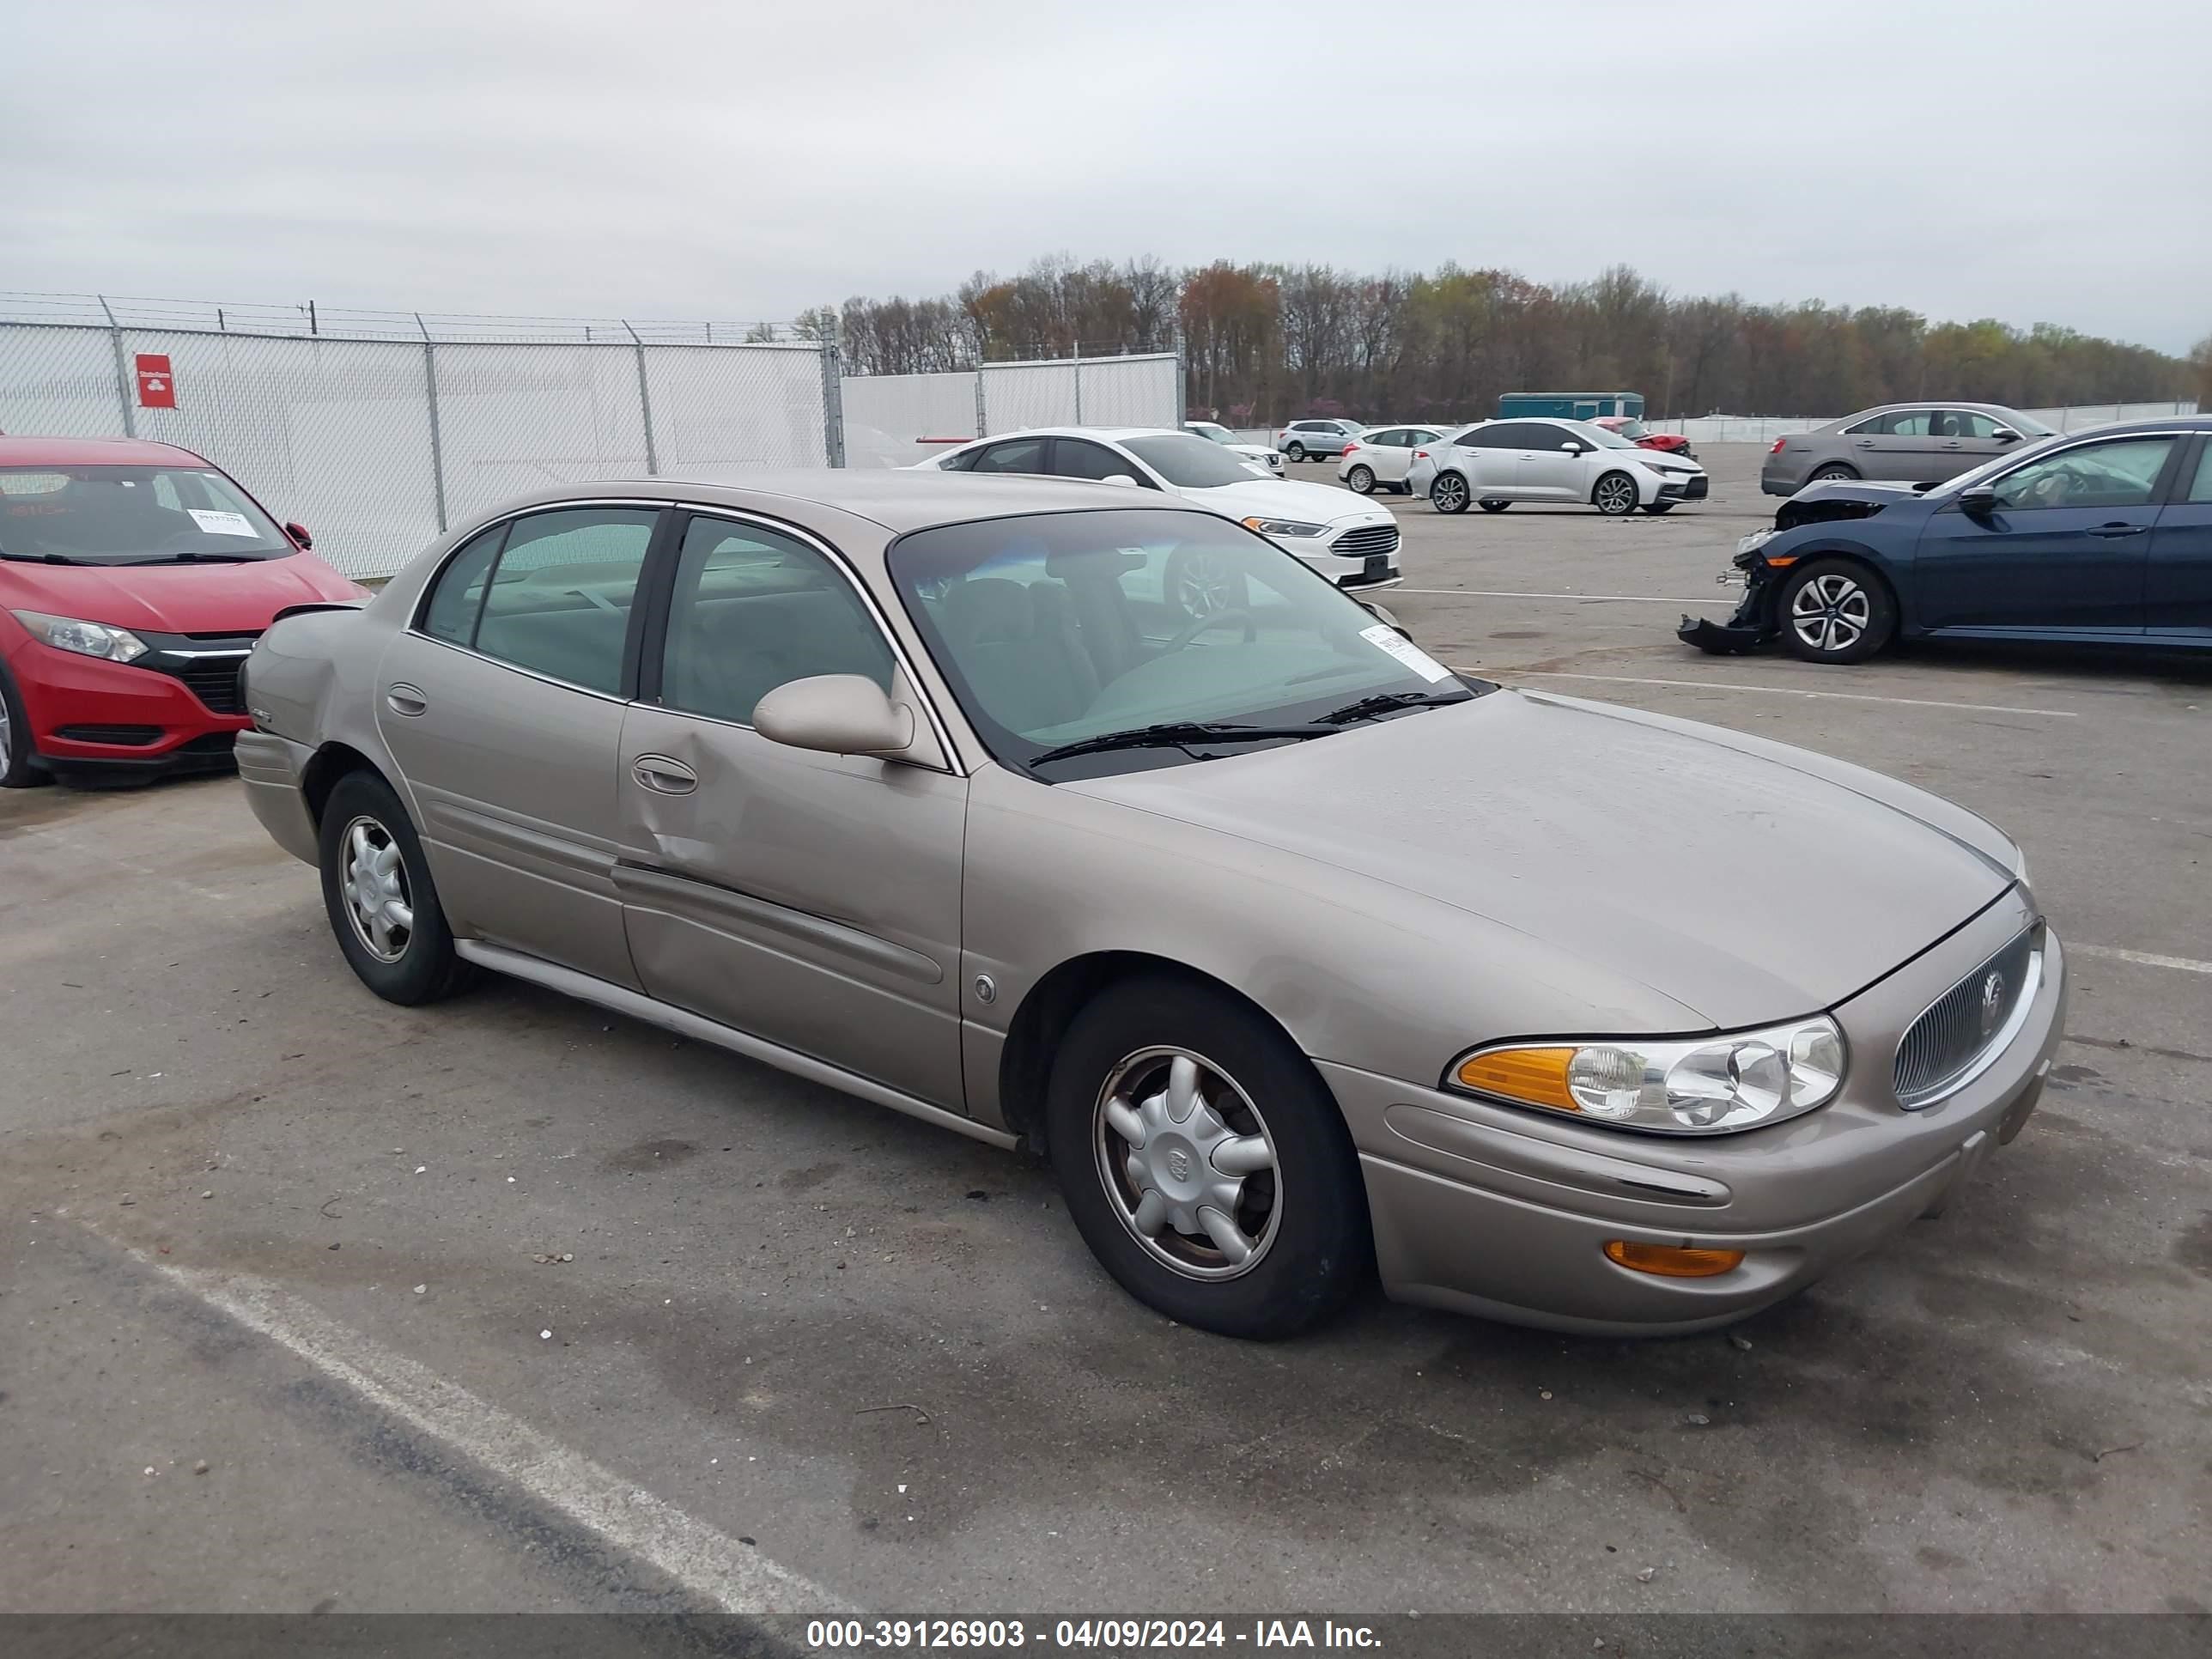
left=1455, top=1047, right=1577, bottom=1112
left=1602, top=1240, right=1745, bottom=1278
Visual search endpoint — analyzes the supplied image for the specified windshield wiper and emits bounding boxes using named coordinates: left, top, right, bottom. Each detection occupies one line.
left=119, top=551, right=264, bottom=564
left=0, top=550, right=97, bottom=565
left=1030, top=720, right=1334, bottom=767
left=1319, top=689, right=1471, bottom=724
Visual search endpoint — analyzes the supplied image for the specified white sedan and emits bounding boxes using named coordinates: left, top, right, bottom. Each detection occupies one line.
left=912, top=428, right=1403, bottom=597
left=1337, top=425, right=1448, bottom=495
left=1408, top=418, right=1710, bottom=515
left=1185, top=420, right=1285, bottom=477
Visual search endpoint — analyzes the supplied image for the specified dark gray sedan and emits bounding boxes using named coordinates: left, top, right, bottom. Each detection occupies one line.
left=1763, top=403, right=2057, bottom=495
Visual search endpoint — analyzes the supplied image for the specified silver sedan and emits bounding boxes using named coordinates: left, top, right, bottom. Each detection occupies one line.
left=238, top=472, right=2063, bottom=1339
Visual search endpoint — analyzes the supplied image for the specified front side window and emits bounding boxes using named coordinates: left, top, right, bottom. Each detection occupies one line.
left=972, top=439, right=1048, bottom=475
left=2187, top=442, right=2212, bottom=504
left=471, top=507, right=658, bottom=694
left=1053, top=440, right=1145, bottom=483
left=0, top=465, right=290, bottom=564
left=889, top=507, right=1482, bottom=780
left=1988, top=438, right=2176, bottom=511
left=1121, top=434, right=1265, bottom=489
left=419, top=522, right=507, bottom=646
left=659, top=518, right=892, bottom=726
left=1850, top=410, right=1932, bottom=437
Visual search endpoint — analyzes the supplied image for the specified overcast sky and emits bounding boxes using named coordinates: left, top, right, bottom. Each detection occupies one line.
left=6, top=1, right=2208, bottom=352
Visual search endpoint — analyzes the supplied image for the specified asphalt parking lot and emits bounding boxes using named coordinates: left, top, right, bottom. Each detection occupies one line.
left=2, top=444, right=2207, bottom=1617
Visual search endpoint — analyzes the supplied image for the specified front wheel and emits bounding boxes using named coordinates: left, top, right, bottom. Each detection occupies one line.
left=1777, top=558, right=1896, bottom=665
left=319, top=769, right=478, bottom=1004
left=1430, top=472, right=1472, bottom=514
left=1592, top=471, right=1639, bottom=515
left=1346, top=465, right=1376, bottom=495
left=1045, top=975, right=1371, bottom=1340
left=0, top=666, right=51, bottom=789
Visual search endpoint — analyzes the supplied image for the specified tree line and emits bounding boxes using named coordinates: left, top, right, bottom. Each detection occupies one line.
left=804, top=254, right=2198, bottom=424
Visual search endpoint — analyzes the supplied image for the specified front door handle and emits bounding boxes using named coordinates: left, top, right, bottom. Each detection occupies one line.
left=2087, top=523, right=2148, bottom=538
left=632, top=755, right=698, bottom=794
left=1855, top=439, right=1878, bottom=448
left=385, top=684, right=428, bottom=717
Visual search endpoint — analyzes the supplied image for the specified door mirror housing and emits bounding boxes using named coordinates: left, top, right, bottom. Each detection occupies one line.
left=754, top=675, right=915, bottom=757
left=284, top=521, right=313, bottom=550
left=1559, top=441, right=1584, bottom=454
left=1991, top=427, right=2021, bottom=443
left=1358, top=599, right=1411, bottom=639
left=1957, top=485, right=1998, bottom=517
left=1100, top=473, right=1139, bottom=488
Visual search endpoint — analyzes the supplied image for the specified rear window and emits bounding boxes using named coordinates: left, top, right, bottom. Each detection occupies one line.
left=0, top=465, right=290, bottom=564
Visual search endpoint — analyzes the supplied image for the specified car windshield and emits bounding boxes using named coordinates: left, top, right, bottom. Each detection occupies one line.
left=1123, top=434, right=1268, bottom=489
left=0, top=465, right=291, bottom=563
left=1187, top=424, right=1234, bottom=444
left=1613, top=419, right=1650, bottom=440
left=1567, top=421, right=1638, bottom=449
left=888, top=507, right=1482, bottom=780
left=1924, top=433, right=2069, bottom=496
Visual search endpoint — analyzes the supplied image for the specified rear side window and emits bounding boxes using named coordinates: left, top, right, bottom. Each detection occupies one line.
left=471, top=507, right=659, bottom=694
left=420, top=523, right=507, bottom=646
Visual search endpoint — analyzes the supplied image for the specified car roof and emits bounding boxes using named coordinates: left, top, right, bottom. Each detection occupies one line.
left=0, top=435, right=211, bottom=467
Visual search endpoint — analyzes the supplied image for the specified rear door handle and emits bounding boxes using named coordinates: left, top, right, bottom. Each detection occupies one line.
left=632, top=756, right=698, bottom=794
left=2087, top=523, right=2148, bottom=538
left=385, top=684, right=428, bottom=717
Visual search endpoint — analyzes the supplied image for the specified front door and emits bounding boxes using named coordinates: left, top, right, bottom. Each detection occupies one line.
left=1511, top=422, right=1590, bottom=501
left=1848, top=409, right=1948, bottom=481
left=374, top=504, right=665, bottom=988
left=613, top=512, right=968, bottom=1109
left=2148, top=437, right=2212, bottom=638
left=1913, top=434, right=2179, bottom=633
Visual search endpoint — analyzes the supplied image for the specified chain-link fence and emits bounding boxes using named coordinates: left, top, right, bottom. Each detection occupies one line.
left=0, top=296, right=833, bottom=579
left=840, top=353, right=1180, bottom=466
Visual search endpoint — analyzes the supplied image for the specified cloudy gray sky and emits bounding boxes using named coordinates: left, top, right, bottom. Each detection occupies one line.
left=7, top=1, right=2208, bottom=351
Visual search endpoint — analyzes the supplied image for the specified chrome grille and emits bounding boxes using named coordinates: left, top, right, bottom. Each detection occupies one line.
left=1332, top=524, right=1400, bottom=560
left=1893, top=927, right=2039, bottom=1108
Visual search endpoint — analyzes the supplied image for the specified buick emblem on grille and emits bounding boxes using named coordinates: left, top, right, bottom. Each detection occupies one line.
left=1978, top=971, right=2007, bottom=1039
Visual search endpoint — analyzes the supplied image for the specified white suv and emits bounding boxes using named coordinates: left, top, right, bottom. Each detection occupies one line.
left=1274, top=418, right=1365, bottom=463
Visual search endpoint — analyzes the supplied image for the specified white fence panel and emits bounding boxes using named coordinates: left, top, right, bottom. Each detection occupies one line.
left=644, top=343, right=827, bottom=478
left=981, top=361, right=1078, bottom=434
left=431, top=343, right=649, bottom=526
left=0, top=325, right=125, bottom=435
left=841, top=370, right=978, bottom=467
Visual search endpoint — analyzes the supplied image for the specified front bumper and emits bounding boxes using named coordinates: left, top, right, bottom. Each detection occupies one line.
left=5, top=636, right=251, bottom=779
left=1325, top=893, right=2064, bottom=1334
left=1656, top=474, right=1711, bottom=501
left=1293, top=526, right=1403, bottom=591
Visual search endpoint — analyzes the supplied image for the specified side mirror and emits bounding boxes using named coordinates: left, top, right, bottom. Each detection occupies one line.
left=1992, top=428, right=2021, bottom=443
left=753, top=674, right=915, bottom=757
left=1958, top=486, right=1998, bottom=517
left=1560, top=442, right=1584, bottom=454
left=284, top=521, right=313, bottom=550
left=1358, top=599, right=1410, bottom=638
left=1101, top=473, right=1139, bottom=488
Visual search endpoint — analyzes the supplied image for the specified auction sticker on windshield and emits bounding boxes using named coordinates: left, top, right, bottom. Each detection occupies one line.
left=187, top=509, right=257, bottom=536
left=1361, top=623, right=1451, bottom=683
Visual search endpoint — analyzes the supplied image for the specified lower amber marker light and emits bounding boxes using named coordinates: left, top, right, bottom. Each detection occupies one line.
left=1602, top=1240, right=1746, bottom=1278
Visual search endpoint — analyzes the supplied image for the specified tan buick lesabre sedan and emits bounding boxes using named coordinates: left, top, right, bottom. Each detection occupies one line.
left=238, top=474, right=2063, bottom=1340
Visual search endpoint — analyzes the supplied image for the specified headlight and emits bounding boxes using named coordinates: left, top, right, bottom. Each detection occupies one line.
left=1452, top=1015, right=1847, bottom=1135
left=12, top=611, right=149, bottom=663
left=1739, top=528, right=1778, bottom=554
left=1242, top=517, right=1328, bottom=538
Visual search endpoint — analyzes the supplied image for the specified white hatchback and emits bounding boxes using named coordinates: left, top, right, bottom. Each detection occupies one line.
left=912, top=428, right=1403, bottom=598
left=1408, top=418, right=1710, bottom=515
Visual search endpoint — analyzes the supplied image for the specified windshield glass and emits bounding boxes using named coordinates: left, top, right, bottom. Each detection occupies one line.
left=0, top=465, right=290, bottom=563
left=1613, top=419, right=1650, bottom=440
left=1567, top=421, right=1638, bottom=449
left=1123, top=434, right=1268, bottom=489
left=1186, top=423, right=1233, bottom=444
left=1924, top=432, right=2069, bottom=496
left=888, top=507, right=1481, bottom=779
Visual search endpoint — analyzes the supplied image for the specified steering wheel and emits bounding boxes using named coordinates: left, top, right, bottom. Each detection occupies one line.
left=1161, top=608, right=1256, bottom=653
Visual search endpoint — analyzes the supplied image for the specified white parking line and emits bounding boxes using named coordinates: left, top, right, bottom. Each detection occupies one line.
left=1397, top=587, right=1729, bottom=605
left=1491, top=670, right=2078, bottom=720
left=106, top=1236, right=852, bottom=1615
left=2071, top=944, right=2212, bottom=976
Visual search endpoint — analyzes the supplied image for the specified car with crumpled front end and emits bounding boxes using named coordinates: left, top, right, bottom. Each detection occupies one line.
left=235, top=470, right=2063, bottom=1341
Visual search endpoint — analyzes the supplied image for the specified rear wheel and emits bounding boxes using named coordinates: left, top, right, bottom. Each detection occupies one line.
left=1478, top=499, right=1510, bottom=514
left=1808, top=463, right=1859, bottom=484
left=1777, top=558, right=1896, bottom=665
left=1285, top=441, right=1307, bottom=463
left=319, top=769, right=477, bottom=1004
left=0, top=666, right=49, bottom=789
left=1592, top=471, right=1639, bottom=515
left=1346, top=465, right=1376, bottom=495
left=1430, top=472, right=1472, bottom=514
left=1045, top=975, right=1370, bottom=1340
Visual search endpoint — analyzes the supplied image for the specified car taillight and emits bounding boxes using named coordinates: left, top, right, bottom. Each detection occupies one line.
left=1412, top=449, right=1428, bottom=460
left=1768, top=438, right=1788, bottom=455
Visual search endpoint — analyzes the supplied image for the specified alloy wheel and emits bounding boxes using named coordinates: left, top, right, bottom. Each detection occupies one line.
left=1094, top=1047, right=1280, bottom=1280
left=1790, top=572, right=1872, bottom=653
left=0, top=695, right=12, bottom=772
left=1595, top=475, right=1637, bottom=514
left=1172, top=552, right=1239, bottom=619
left=339, top=815, right=416, bottom=963
left=1431, top=475, right=1468, bottom=513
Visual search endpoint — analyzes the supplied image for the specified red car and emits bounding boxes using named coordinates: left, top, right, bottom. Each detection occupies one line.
left=1592, top=416, right=1695, bottom=460
left=0, top=437, right=364, bottom=787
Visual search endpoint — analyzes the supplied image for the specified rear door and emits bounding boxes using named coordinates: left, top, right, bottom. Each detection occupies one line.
left=613, top=512, right=969, bottom=1108
left=2148, top=436, right=2212, bottom=639
left=374, top=504, right=666, bottom=988
left=1913, top=434, right=2179, bottom=633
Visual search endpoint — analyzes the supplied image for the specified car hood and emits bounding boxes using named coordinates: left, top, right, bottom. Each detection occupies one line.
left=1784, top=479, right=1937, bottom=508
left=0, top=554, right=364, bottom=635
left=1178, top=476, right=1392, bottom=526
left=1066, top=689, right=2016, bottom=1030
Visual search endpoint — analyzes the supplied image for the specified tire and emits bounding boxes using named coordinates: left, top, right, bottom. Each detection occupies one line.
left=1163, top=546, right=1248, bottom=621
left=1808, top=464, right=1859, bottom=484
left=0, top=665, right=51, bottom=789
left=1592, top=471, right=1639, bottom=516
left=1478, top=499, right=1510, bottom=514
left=1285, top=442, right=1307, bottom=463
left=1045, top=974, right=1370, bottom=1340
left=1430, top=471, right=1472, bottom=514
left=1346, top=465, right=1376, bottom=495
left=1641, top=501, right=1676, bottom=514
left=1776, top=557, right=1896, bottom=665
left=319, top=769, right=478, bottom=1004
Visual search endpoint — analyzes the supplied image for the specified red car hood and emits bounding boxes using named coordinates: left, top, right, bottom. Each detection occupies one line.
left=2, top=554, right=363, bottom=635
